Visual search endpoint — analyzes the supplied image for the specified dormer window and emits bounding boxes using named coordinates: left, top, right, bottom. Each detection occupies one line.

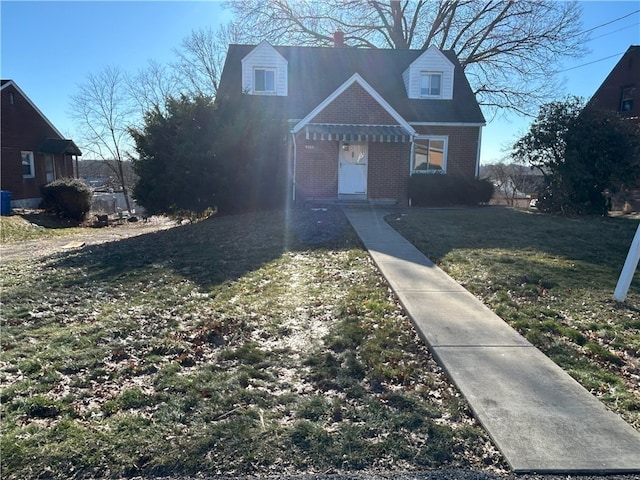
left=420, top=73, right=442, bottom=97
left=242, top=41, right=288, bottom=96
left=254, top=67, right=276, bottom=94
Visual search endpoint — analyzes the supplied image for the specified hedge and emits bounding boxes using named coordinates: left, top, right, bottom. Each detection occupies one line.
left=40, top=178, right=93, bottom=220
left=409, top=173, right=494, bottom=207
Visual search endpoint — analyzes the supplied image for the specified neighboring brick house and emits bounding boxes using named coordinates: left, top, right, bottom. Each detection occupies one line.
left=585, top=46, right=640, bottom=210
left=587, top=45, right=640, bottom=124
left=218, top=37, right=485, bottom=205
left=1, top=79, right=82, bottom=208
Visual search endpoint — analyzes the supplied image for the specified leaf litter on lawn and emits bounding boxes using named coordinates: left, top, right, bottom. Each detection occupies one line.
left=389, top=207, right=640, bottom=430
left=1, top=207, right=505, bottom=479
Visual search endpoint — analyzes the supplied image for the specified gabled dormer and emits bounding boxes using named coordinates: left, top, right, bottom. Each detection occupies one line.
left=403, top=45, right=455, bottom=100
left=241, top=40, right=288, bottom=96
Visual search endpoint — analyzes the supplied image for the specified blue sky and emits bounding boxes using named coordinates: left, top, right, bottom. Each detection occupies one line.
left=1, top=1, right=639, bottom=164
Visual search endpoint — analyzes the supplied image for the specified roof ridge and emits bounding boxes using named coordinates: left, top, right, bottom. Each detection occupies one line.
left=228, top=43, right=454, bottom=53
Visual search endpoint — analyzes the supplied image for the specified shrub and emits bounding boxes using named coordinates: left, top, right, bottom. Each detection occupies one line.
left=130, top=95, right=287, bottom=217
left=40, top=178, right=92, bottom=220
left=409, top=174, right=494, bottom=207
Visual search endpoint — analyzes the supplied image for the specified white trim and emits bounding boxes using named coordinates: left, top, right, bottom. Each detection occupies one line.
left=21, top=150, right=35, bottom=178
left=410, top=122, right=486, bottom=127
left=404, top=46, right=455, bottom=100
left=253, top=66, right=277, bottom=95
left=240, top=40, right=285, bottom=63
left=241, top=41, right=288, bottom=96
left=2, top=80, right=65, bottom=138
left=292, top=73, right=416, bottom=136
left=419, top=72, right=443, bottom=98
left=411, top=135, right=448, bottom=173
left=421, top=45, right=455, bottom=69
left=338, top=141, right=368, bottom=195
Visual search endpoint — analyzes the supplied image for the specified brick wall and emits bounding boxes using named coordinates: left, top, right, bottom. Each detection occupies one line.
left=311, top=82, right=398, bottom=125
left=294, top=136, right=339, bottom=200
left=295, top=81, right=411, bottom=203
left=413, top=125, right=480, bottom=176
left=588, top=47, right=639, bottom=123
left=368, top=142, right=411, bottom=203
left=293, top=82, right=479, bottom=204
left=294, top=133, right=410, bottom=203
left=1, top=83, right=75, bottom=201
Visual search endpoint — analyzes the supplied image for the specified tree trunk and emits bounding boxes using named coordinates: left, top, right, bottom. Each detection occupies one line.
left=389, top=0, right=408, bottom=49
left=116, top=159, right=133, bottom=215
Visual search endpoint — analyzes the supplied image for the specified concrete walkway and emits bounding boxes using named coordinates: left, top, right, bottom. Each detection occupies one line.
left=342, top=206, right=640, bottom=474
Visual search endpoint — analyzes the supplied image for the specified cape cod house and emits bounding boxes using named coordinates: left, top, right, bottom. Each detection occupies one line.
left=217, top=35, right=485, bottom=205
left=1, top=79, right=82, bottom=209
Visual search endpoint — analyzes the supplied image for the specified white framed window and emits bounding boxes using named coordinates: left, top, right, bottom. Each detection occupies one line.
left=412, top=137, right=447, bottom=173
left=254, top=67, right=276, bottom=94
left=21, top=151, right=35, bottom=178
left=420, top=72, right=442, bottom=97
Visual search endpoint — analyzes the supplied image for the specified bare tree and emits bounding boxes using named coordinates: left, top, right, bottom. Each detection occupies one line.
left=223, top=0, right=587, bottom=115
left=126, top=59, right=178, bottom=116
left=481, top=162, right=544, bottom=205
left=70, top=66, right=135, bottom=213
left=172, top=25, right=242, bottom=98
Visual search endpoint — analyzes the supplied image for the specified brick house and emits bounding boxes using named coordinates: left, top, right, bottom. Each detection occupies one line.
left=218, top=37, right=485, bottom=205
left=586, top=45, right=640, bottom=209
left=587, top=45, right=639, bottom=124
left=1, top=79, right=82, bottom=209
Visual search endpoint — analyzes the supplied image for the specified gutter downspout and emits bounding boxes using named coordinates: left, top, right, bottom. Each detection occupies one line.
left=475, top=127, right=483, bottom=178
left=291, top=131, right=297, bottom=202
left=409, top=134, right=415, bottom=207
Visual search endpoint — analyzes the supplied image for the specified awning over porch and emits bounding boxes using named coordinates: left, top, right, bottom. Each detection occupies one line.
left=304, top=124, right=410, bottom=143
left=38, top=138, right=82, bottom=156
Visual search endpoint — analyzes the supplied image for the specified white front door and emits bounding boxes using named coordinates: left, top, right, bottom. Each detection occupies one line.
left=338, top=142, right=368, bottom=195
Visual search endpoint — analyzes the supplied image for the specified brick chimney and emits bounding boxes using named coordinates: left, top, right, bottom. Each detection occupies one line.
left=333, top=30, right=344, bottom=47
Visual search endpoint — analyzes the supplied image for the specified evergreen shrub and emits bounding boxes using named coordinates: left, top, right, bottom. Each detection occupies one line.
left=409, top=174, right=494, bottom=207
left=40, top=178, right=92, bottom=220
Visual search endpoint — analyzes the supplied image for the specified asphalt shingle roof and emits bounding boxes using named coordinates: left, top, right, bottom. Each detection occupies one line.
left=218, top=45, right=485, bottom=125
left=39, top=138, right=82, bottom=156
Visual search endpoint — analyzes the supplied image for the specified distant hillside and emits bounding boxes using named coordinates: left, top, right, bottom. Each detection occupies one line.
left=78, top=159, right=136, bottom=191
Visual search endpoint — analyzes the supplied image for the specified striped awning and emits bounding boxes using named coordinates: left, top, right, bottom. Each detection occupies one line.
left=304, top=124, right=409, bottom=142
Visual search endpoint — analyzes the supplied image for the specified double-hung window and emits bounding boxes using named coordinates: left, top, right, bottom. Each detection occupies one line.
left=254, top=68, right=276, bottom=94
left=620, top=86, right=634, bottom=113
left=21, top=151, right=35, bottom=178
left=420, top=72, right=442, bottom=97
left=412, top=137, right=446, bottom=173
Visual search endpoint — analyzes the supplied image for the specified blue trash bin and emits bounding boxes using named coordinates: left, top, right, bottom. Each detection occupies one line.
left=1, top=190, right=12, bottom=215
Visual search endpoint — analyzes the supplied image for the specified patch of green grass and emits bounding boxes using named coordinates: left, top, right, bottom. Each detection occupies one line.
left=0, top=207, right=503, bottom=479
left=390, top=207, right=640, bottom=429
left=0, top=213, right=84, bottom=242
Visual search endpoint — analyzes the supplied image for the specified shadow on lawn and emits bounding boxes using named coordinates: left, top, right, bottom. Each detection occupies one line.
left=46, top=206, right=363, bottom=291
left=20, top=212, right=82, bottom=229
left=390, top=206, right=640, bottom=272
